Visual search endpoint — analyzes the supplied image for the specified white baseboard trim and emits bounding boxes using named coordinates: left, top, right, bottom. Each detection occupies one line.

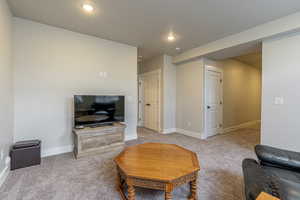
left=162, top=128, right=177, bottom=134
left=42, top=145, right=73, bottom=158
left=222, top=120, right=261, bottom=134
left=175, top=128, right=202, bottom=139
left=125, top=134, right=138, bottom=141
left=42, top=133, right=138, bottom=158
left=200, top=134, right=208, bottom=140
left=0, top=157, right=10, bottom=188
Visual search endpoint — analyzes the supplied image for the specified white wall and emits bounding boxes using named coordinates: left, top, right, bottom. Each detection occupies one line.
left=0, top=0, right=13, bottom=184
left=176, top=59, right=204, bottom=137
left=13, top=18, right=138, bottom=157
left=262, top=32, right=300, bottom=151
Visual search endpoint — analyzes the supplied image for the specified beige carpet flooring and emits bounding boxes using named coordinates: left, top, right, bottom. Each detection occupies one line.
left=0, top=126, right=260, bottom=200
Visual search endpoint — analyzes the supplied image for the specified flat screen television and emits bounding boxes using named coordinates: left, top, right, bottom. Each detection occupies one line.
left=74, top=95, right=125, bottom=127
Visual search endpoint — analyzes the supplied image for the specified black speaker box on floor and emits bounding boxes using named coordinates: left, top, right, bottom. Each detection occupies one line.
left=10, top=140, right=41, bottom=170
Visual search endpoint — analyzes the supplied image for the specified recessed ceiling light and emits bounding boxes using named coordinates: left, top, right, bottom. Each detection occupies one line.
left=167, top=33, right=175, bottom=42
left=82, top=3, right=94, bottom=12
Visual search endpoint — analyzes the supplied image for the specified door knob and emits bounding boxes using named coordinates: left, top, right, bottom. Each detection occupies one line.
left=146, top=104, right=151, bottom=106
left=207, top=106, right=211, bottom=109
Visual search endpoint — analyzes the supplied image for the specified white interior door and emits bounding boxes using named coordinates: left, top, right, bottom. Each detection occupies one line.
left=141, top=71, right=160, bottom=131
left=205, top=66, right=223, bottom=138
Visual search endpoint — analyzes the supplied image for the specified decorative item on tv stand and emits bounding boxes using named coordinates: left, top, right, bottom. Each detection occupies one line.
left=72, top=95, right=126, bottom=158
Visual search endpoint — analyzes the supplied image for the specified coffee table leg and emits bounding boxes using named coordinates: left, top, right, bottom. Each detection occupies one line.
left=165, top=191, right=172, bottom=200
left=117, top=173, right=122, bottom=189
left=116, top=172, right=127, bottom=200
left=128, top=184, right=135, bottom=200
left=188, top=179, right=197, bottom=200
left=165, top=183, right=173, bottom=200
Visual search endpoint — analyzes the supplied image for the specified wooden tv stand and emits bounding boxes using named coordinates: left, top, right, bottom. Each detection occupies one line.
left=73, top=123, right=126, bottom=159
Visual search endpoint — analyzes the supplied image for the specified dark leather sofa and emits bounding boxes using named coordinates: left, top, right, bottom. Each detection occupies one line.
left=242, top=145, right=300, bottom=200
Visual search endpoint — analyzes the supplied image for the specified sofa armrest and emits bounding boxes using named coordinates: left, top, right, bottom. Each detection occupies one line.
left=242, top=159, right=280, bottom=200
left=255, top=145, right=300, bottom=171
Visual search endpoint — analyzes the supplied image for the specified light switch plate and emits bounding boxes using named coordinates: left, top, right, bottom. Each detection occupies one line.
left=103, top=72, right=107, bottom=78
left=274, top=97, right=284, bottom=105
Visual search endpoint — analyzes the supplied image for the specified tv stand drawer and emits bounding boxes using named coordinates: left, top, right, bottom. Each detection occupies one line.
left=73, top=123, right=126, bottom=158
left=81, top=133, right=123, bottom=151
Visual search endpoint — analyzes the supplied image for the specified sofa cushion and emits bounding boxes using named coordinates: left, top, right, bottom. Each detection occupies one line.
left=278, top=179, right=300, bottom=200
left=264, top=166, right=300, bottom=184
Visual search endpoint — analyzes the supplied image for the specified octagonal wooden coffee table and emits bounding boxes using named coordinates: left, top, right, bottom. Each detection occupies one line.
left=114, top=143, right=200, bottom=200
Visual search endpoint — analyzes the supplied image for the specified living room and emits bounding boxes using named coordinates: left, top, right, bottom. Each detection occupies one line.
left=1, top=0, right=300, bottom=200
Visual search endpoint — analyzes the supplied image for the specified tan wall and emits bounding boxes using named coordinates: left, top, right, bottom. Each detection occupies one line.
left=139, top=55, right=164, bottom=130
left=139, top=55, right=176, bottom=131
left=176, top=59, right=204, bottom=134
left=163, top=56, right=176, bottom=130
left=142, top=56, right=261, bottom=135
left=139, top=55, right=164, bottom=74
left=219, top=59, right=261, bottom=128
left=0, top=0, right=13, bottom=175
left=175, top=57, right=261, bottom=135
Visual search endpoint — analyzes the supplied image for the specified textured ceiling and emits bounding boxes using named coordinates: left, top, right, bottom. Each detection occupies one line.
left=8, top=0, right=300, bottom=59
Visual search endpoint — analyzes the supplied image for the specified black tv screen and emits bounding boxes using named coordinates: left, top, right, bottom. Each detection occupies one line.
left=74, top=95, right=125, bottom=127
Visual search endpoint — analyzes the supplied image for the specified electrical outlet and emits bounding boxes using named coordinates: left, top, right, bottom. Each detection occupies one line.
left=5, top=157, right=10, bottom=165
left=187, top=122, right=191, bottom=127
left=0, top=150, right=4, bottom=161
left=99, top=72, right=108, bottom=78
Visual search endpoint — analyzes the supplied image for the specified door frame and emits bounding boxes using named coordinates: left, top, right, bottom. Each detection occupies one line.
left=138, top=69, right=162, bottom=132
left=138, top=77, right=144, bottom=127
left=203, top=65, right=223, bottom=139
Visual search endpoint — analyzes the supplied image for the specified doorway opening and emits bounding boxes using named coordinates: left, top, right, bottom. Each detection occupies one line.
left=138, top=70, right=161, bottom=132
left=203, top=50, right=262, bottom=139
